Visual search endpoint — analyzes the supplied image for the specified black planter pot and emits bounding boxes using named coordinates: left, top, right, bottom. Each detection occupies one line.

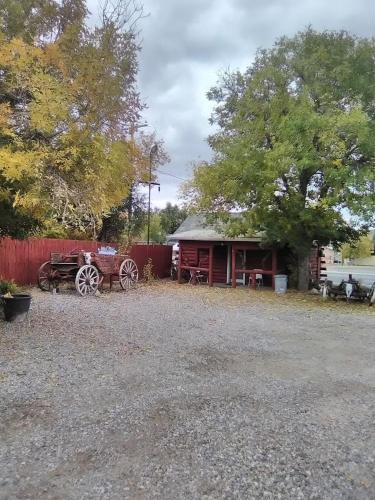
left=1, top=294, right=32, bottom=322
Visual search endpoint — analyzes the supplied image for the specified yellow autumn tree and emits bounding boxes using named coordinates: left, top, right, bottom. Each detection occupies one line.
left=0, top=0, right=152, bottom=238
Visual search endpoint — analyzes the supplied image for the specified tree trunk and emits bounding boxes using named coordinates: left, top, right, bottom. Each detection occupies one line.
left=297, top=253, right=310, bottom=291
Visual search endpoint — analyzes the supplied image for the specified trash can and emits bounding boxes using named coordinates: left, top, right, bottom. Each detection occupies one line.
left=274, top=274, right=288, bottom=294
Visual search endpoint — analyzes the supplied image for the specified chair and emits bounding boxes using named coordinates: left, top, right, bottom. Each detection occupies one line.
left=189, top=269, right=207, bottom=285
left=248, top=273, right=263, bottom=288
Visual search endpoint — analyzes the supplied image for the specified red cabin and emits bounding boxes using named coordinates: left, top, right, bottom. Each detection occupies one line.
left=169, top=215, right=322, bottom=289
left=169, top=215, right=284, bottom=289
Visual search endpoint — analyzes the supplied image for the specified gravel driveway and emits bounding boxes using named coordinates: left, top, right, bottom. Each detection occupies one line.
left=1, top=283, right=375, bottom=499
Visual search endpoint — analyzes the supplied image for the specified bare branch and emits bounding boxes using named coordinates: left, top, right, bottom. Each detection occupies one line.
left=99, top=0, right=148, bottom=33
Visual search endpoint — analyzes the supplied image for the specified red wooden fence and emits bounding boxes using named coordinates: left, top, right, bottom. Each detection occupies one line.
left=0, top=238, right=172, bottom=285
left=129, top=244, right=172, bottom=281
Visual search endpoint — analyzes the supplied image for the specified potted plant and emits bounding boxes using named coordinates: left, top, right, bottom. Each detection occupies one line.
left=0, top=279, right=32, bottom=322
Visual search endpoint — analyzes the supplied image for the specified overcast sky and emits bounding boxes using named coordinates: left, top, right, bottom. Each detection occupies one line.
left=92, top=0, right=375, bottom=208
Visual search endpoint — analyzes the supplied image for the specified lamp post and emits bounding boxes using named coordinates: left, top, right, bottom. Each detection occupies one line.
left=147, top=144, right=158, bottom=246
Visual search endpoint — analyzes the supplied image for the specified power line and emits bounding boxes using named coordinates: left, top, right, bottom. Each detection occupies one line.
left=156, top=169, right=188, bottom=182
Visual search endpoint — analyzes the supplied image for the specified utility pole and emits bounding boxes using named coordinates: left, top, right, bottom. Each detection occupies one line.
left=147, top=144, right=159, bottom=247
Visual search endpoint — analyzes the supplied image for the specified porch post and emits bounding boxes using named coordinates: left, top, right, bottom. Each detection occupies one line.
left=208, top=244, right=213, bottom=287
left=272, top=248, right=277, bottom=290
left=177, top=241, right=182, bottom=284
left=232, top=245, right=236, bottom=288
left=226, top=244, right=231, bottom=284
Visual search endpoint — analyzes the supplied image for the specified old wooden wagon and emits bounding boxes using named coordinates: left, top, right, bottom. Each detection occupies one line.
left=37, top=250, right=138, bottom=296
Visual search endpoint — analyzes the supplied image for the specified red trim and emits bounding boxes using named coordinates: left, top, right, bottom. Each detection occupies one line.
left=180, top=265, right=209, bottom=272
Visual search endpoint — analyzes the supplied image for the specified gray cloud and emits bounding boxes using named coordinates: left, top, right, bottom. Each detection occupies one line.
left=90, top=0, right=375, bottom=207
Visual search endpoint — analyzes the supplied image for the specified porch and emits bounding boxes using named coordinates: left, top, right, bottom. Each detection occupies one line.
left=177, top=241, right=281, bottom=289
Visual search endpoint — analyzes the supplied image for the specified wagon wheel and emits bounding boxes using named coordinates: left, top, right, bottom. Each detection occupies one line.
left=38, top=261, right=53, bottom=291
left=75, top=265, right=100, bottom=296
left=119, top=258, right=138, bottom=290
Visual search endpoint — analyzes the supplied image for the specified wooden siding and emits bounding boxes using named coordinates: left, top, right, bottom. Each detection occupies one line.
left=0, top=238, right=172, bottom=284
left=180, top=242, right=199, bottom=266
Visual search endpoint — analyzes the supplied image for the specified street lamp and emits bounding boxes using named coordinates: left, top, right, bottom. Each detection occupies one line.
left=147, top=143, right=158, bottom=246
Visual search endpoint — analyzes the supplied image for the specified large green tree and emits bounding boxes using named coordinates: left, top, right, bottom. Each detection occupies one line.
left=187, top=28, right=375, bottom=289
left=141, top=212, right=166, bottom=244
left=0, top=0, right=152, bottom=238
left=159, top=202, right=187, bottom=235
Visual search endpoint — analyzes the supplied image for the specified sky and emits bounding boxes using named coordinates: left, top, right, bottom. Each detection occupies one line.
left=91, top=0, right=375, bottom=208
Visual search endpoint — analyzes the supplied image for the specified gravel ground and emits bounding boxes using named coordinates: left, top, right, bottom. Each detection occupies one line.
left=0, top=283, right=375, bottom=500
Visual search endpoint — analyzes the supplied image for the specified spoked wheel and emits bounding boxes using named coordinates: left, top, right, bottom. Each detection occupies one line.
left=119, top=258, right=138, bottom=290
left=75, top=265, right=100, bottom=296
left=38, top=261, right=52, bottom=291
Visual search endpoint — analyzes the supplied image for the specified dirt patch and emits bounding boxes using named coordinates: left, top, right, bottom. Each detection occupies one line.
left=1, top=398, right=54, bottom=432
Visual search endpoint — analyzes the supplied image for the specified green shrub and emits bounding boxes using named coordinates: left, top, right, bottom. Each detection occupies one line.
left=0, top=279, right=19, bottom=295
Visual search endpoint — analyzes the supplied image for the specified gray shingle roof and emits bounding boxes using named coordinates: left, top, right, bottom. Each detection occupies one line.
left=168, top=214, right=262, bottom=242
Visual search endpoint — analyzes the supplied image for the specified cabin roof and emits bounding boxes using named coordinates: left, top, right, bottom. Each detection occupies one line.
left=168, top=214, right=262, bottom=242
